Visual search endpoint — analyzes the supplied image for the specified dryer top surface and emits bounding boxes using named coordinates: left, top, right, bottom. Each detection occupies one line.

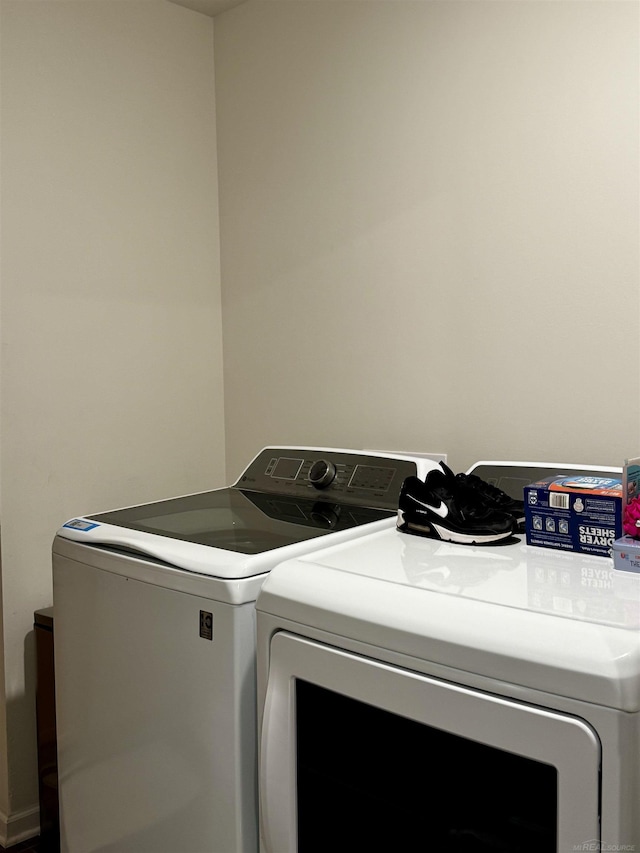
left=257, top=527, right=640, bottom=710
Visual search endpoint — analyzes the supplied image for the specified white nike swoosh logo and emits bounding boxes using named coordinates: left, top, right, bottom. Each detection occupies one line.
left=408, top=494, right=449, bottom=519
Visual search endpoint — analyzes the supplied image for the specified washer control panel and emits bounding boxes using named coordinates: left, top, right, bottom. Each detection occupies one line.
left=236, top=448, right=421, bottom=509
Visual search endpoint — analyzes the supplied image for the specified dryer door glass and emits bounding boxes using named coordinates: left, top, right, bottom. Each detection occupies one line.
left=297, top=680, right=556, bottom=851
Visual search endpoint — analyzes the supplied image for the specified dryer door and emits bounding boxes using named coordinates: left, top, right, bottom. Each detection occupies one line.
left=260, top=631, right=601, bottom=853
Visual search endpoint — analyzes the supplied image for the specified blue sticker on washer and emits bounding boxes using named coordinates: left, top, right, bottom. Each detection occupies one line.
left=63, top=519, right=100, bottom=532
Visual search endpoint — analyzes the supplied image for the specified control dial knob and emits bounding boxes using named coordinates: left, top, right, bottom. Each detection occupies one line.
left=309, top=459, right=337, bottom=489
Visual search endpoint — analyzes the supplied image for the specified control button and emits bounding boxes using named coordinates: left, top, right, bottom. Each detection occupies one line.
left=309, top=460, right=337, bottom=489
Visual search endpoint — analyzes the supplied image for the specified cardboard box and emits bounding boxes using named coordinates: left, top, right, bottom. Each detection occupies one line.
left=612, top=536, right=640, bottom=574
left=524, top=475, right=622, bottom=558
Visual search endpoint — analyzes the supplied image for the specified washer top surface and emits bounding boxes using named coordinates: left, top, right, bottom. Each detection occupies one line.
left=54, top=447, right=437, bottom=584
left=257, top=526, right=640, bottom=710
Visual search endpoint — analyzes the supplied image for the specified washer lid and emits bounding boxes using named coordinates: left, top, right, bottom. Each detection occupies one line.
left=57, top=490, right=393, bottom=579
left=85, top=488, right=391, bottom=553
left=257, top=528, right=640, bottom=710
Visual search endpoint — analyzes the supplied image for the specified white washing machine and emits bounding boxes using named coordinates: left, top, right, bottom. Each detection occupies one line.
left=52, top=446, right=438, bottom=853
left=256, top=462, right=640, bottom=853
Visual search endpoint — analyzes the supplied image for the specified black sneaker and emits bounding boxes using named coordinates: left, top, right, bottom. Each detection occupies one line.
left=397, top=467, right=515, bottom=545
left=442, top=463, right=525, bottom=531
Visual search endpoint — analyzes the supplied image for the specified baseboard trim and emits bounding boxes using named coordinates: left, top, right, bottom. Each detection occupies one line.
left=0, top=803, right=40, bottom=847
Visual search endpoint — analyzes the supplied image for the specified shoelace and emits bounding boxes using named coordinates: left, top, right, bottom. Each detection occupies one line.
left=433, top=470, right=493, bottom=519
left=439, top=462, right=514, bottom=507
left=459, top=472, right=512, bottom=505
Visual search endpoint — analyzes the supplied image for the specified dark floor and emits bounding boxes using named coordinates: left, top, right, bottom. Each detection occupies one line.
left=0, top=838, right=43, bottom=852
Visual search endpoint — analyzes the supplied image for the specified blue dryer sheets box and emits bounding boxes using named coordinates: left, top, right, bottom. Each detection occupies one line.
left=524, top=475, right=622, bottom=558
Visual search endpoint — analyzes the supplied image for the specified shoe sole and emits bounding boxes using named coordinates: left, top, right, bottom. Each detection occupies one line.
left=397, top=510, right=514, bottom=545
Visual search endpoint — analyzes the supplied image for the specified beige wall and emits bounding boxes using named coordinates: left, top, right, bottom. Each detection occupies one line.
left=215, top=0, right=640, bottom=478
left=0, top=0, right=226, bottom=841
left=0, top=0, right=638, bottom=843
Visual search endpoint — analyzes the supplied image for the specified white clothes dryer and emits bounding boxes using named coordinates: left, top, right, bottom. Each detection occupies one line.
left=257, top=462, right=639, bottom=853
left=52, top=446, right=438, bottom=853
